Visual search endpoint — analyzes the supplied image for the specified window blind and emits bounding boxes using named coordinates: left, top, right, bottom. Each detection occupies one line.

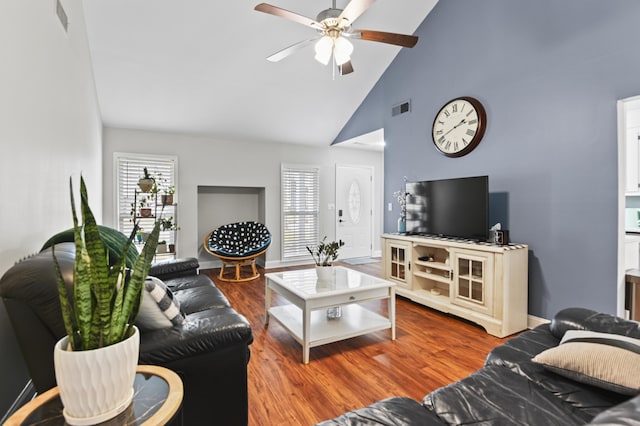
left=115, top=154, right=177, bottom=245
left=281, top=165, right=320, bottom=259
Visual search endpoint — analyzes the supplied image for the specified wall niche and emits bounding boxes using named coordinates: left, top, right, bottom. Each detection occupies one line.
left=197, top=185, right=266, bottom=269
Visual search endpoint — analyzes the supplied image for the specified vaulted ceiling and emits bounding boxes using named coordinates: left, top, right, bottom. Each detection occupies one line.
left=83, top=0, right=438, bottom=146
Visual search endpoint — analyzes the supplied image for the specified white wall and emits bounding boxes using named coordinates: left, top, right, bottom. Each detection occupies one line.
left=102, top=127, right=384, bottom=267
left=0, top=0, right=102, bottom=274
left=0, top=0, right=102, bottom=417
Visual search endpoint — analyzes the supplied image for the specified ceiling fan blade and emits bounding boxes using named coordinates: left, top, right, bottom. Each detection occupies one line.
left=351, top=29, right=418, bottom=48
left=339, top=60, right=354, bottom=75
left=266, top=38, right=319, bottom=62
left=338, top=0, right=376, bottom=25
left=254, top=3, right=323, bottom=30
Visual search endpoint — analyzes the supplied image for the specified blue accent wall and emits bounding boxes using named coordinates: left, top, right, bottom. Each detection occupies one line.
left=335, top=0, right=640, bottom=319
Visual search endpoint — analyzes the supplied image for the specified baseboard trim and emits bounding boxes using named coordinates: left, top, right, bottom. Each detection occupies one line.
left=1, top=380, right=35, bottom=424
left=527, top=314, right=550, bottom=329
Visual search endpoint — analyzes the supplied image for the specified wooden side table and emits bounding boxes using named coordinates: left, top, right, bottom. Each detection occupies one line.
left=5, top=365, right=183, bottom=426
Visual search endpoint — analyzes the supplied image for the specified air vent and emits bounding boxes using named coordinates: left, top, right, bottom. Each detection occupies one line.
left=56, top=0, right=68, bottom=32
left=392, top=100, right=411, bottom=117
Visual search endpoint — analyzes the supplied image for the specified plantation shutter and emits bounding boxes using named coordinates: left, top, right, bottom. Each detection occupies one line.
left=115, top=154, right=177, bottom=244
left=281, top=165, right=320, bottom=259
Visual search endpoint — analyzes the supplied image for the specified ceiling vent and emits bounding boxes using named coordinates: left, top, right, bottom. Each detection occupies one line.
left=56, top=0, right=68, bottom=32
left=392, top=100, right=411, bottom=117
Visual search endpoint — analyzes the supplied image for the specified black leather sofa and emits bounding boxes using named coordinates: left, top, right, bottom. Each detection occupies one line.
left=318, top=308, right=640, bottom=425
left=0, top=242, right=253, bottom=426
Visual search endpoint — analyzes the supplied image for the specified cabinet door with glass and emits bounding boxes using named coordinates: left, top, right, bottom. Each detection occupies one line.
left=452, top=249, right=494, bottom=315
left=385, top=240, right=411, bottom=289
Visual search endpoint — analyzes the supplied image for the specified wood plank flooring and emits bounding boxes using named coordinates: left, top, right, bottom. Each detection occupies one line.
left=202, top=261, right=507, bottom=425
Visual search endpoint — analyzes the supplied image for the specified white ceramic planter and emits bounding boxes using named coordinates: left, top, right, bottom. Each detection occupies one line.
left=54, top=326, right=140, bottom=425
left=315, top=265, right=335, bottom=282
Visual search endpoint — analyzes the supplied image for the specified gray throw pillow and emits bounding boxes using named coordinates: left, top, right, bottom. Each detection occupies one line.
left=136, top=276, right=185, bottom=331
left=532, top=330, right=640, bottom=395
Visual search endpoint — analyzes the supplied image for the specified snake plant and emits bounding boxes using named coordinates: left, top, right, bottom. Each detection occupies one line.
left=53, top=176, right=160, bottom=351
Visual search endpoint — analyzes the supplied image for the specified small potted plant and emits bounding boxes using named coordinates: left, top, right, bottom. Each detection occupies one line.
left=157, top=240, right=168, bottom=253
left=161, top=185, right=175, bottom=206
left=138, top=167, right=155, bottom=193
left=138, top=197, right=152, bottom=218
left=307, top=237, right=345, bottom=319
left=52, top=176, right=160, bottom=424
left=160, top=216, right=179, bottom=231
left=153, top=173, right=175, bottom=205
left=306, top=237, right=344, bottom=281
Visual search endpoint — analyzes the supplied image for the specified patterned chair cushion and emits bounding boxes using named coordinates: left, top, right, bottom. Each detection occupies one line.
left=207, top=221, right=271, bottom=258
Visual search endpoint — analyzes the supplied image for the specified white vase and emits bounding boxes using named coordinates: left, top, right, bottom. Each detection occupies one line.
left=315, top=265, right=335, bottom=282
left=54, top=326, right=140, bottom=425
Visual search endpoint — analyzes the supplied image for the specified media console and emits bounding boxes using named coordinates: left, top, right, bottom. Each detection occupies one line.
left=382, top=233, right=528, bottom=337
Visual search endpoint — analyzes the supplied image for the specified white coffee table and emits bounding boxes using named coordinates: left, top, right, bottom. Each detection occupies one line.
left=265, top=266, right=396, bottom=364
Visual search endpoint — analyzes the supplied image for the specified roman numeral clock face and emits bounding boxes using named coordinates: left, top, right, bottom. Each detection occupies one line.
left=432, top=97, right=487, bottom=157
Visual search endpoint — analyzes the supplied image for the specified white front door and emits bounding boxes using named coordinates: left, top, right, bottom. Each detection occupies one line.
left=336, top=165, right=373, bottom=259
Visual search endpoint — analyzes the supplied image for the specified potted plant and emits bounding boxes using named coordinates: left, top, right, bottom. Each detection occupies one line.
left=153, top=173, right=175, bottom=205
left=137, top=167, right=154, bottom=193
left=138, top=196, right=152, bottom=218
left=307, top=237, right=345, bottom=319
left=157, top=240, right=168, bottom=253
left=159, top=216, right=179, bottom=231
left=161, top=185, right=175, bottom=206
left=306, top=237, right=344, bottom=281
left=52, top=176, right=160, bottom=425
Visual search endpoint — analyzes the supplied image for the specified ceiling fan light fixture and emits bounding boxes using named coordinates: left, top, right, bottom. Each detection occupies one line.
left=255, top=0, right=420, bottom=75
left=333, top=36, right=353, bottom=65
left=314, top=35, right=334, bottom=65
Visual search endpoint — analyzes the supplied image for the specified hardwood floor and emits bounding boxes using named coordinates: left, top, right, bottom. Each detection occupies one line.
left=202, top=261, right=507, bottom=425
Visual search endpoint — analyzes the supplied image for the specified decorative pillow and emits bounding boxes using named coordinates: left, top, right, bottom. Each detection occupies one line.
left=208, top=221, right=271, bottom=257
left=532, top=330, right=640, bottom=395
left=136, top=277, right=185, bottom=331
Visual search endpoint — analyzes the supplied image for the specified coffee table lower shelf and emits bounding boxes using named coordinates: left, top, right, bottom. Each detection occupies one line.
left=268, top=304, right=392, bottom=362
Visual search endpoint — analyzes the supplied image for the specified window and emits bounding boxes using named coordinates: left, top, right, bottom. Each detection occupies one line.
left=281, top=165, right=320, bottom=259
left=114, top=153, right=177, bottom=248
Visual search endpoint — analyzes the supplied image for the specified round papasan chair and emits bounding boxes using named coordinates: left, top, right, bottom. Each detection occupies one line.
left=204, top=221, right=271, bottom=282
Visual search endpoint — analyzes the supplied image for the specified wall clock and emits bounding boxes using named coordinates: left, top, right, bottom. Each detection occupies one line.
left=432, top=96, right=487, bottom=157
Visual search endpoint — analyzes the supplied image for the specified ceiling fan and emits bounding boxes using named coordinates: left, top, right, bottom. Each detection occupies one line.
left=254, top=0, right=419, bottom=76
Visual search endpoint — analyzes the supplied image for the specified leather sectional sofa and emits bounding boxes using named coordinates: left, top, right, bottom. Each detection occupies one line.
left=318, top=307, right=640, bottom=425
left=0, top=242, right=253, bottom=425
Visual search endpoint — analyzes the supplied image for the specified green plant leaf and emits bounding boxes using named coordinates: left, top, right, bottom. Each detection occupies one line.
left=52, top=245, right=80, bottom=350
left=79, top=176, right=113, bottom=348
left=110, top=221, right=160, bottom=344
left=68, top=178, right=95, bottom=350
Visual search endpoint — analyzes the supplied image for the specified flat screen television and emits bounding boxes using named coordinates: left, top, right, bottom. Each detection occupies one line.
left=405, top=175, right=489, bottom=241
